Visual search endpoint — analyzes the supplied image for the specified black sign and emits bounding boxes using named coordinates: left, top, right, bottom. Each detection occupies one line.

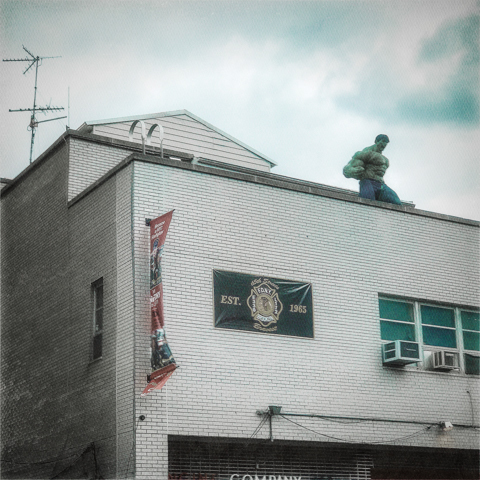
left=213, top=270, right=313, bottom=338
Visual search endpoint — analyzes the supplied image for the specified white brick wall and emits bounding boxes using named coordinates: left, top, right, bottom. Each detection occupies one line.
left=129, top=161, right=479, bottom=476
left=68, top=138, right=130, bottom=201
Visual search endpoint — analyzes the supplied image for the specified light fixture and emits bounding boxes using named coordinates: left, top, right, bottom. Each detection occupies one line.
left=439, top=421, right=453, bottom=431
left=268, top=406, right=282, bottom=415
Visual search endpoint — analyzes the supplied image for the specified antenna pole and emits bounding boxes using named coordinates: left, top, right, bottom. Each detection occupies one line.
left=3, top=46, right=64, bottom=164
left=68, top=86, right=70, bottom=129
left=29, top=57, right=40, bottom=163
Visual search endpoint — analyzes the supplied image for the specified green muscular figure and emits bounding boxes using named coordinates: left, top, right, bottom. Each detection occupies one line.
left=343, top=134, right=402, bottom=205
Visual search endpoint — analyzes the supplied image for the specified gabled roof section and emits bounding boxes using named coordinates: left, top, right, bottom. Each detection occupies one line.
left=79, top=109, right=276, bottom=171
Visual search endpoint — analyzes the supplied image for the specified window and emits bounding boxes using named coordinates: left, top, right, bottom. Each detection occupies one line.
left=379, top=299, right=415, bottom=341
left=421, top=305, right=456, bottom=348
left=379, top=297, right=479, bottom=375
left=92, top=279, right=104, bottom=360
left=462, top=310, right=479, bottom=374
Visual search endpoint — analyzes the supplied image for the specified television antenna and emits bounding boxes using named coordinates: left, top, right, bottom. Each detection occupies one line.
left=3, top=45, right=66, bottom=164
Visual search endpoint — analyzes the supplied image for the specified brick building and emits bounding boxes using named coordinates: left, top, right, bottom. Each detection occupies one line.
left=1, top=110, right=479, bottom=479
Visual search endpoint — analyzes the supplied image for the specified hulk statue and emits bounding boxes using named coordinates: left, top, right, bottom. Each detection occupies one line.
left=343, top=134, right=402, bottom=205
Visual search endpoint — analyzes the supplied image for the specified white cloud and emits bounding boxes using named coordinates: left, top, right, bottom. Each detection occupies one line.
left=1, top=0, right=478, bottom=221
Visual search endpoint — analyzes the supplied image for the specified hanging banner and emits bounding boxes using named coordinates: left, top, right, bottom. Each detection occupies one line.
left=213, top=270, right=314, bottom=338
left=141, top=210, right=177, bottom=397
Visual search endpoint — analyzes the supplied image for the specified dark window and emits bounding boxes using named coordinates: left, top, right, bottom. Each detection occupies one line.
left=462, top=310, right=479, bottom=374
left=92, top=279, right=104, bottom=360
left=464, top=353, right=480, bottom=375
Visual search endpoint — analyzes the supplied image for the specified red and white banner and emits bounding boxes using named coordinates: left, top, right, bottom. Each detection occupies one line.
left=141, top=210, right=177, bottom=397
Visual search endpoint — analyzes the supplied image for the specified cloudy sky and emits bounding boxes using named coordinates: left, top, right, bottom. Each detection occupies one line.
left=1, top=0, right=479, bottom=220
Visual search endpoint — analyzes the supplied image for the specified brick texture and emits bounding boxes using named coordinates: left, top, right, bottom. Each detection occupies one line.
left=68, top=137, right=130, bottom=201
left=1, top=144, right=73, bottom=479
left=1, top=143, right=128, bottom=478
left=131, top=162, right=479, bottom=477
left=2, top=132, right=479, bottom=479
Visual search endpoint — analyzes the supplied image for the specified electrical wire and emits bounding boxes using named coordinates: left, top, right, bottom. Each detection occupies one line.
left=314, top=417, right=370, bottom=425
left=359, top=426, right=434, bottom=445
left=279, top=414, right=434, bottom=445
left=1, top=428, right=134, bottom=466
left=243, top=414, right=270, bottom=447
left=1, top=451, right=83, bottom=467
left=125, top=417, right=142, bottom=478
left=250, top=415, right=269, bottom=439
left=466, top=390, right=476, bottom=426
left=50, top=444, right=95, bottom=480
left=279, top=414, right=362, bottom=443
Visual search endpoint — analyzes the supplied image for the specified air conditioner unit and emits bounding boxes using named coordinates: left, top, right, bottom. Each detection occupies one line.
left=382, top=340, right=420, bottom=366
left=432, top=350, right=459, bottom=371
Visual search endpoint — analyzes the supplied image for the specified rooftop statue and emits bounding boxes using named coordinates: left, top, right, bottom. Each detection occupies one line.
left=343, top=134, right=402, bottom=205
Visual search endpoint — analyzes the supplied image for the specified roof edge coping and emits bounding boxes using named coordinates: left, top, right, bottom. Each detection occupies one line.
left=67, top=152, right=480, bottom=227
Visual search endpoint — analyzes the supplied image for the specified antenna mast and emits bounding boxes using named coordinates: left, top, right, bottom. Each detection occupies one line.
left=3, top=45, right=66, bottom=164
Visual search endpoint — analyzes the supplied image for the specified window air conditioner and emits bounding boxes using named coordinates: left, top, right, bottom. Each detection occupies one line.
left=432, top=350, right=459, bottom=371
left=382, top=340, right=420, bottom=366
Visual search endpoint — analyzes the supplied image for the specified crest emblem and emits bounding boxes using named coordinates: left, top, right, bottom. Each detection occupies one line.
left=247, top=278, right=283, bottom=332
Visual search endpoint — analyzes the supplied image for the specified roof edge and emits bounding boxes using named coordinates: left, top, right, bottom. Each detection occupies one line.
left=66, top=150, right=479, bottom=227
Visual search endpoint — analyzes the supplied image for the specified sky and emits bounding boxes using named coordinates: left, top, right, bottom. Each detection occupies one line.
left=1, top=0, right=479, bottom=220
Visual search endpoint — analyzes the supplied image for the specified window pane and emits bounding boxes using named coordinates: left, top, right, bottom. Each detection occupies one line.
left=379, top=299, right=414, bottom=322
left=95, top=309, right=103, bottom=332
left=463, top=331, right=480, bottom=351
left=380, top=320, right=415, bottom=341
left=461, top=311, right=480, bottom=332
left=465, top=354, right=480, bottom=375
left=95, top=285, right=104, bottom=309
left=421, top=305, right=455, bottom=328
left=93, top=334, right=103, bottom=359
left=422, top=326, right=456, bottom=348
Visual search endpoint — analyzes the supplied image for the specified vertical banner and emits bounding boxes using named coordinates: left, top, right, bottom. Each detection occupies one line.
left=141, top=210, right=177, bottom=397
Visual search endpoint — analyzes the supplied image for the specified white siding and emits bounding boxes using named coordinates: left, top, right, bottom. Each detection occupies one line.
left=93, top=114, right=271, bottom=172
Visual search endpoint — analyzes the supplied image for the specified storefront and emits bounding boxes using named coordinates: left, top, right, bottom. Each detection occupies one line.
left=168, top=437, right=372, bottom=480
left=167, top=437, right=480, bottom=480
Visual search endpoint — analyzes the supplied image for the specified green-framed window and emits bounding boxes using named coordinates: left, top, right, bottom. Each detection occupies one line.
left=379, top=297, right=479, bottom=375
left=421, top=305, right=456, bottom=348
left=462, top=310, right=479, bottom=374
left=379, top=299, right=415, bottom=342
left=461, top=310, right=479, bottom=351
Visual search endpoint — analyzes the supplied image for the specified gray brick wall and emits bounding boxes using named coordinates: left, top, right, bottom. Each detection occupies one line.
left=130, top=161, right=479, bottom=477
left=67, top=172, right=119, bottom=478
left=1, top=145, right=72, bottom=479
left=114, top=164, right=136, bottom=479
left=0, top=178, right=12, bottom=190
left=1, top=144, right=124, bottom=478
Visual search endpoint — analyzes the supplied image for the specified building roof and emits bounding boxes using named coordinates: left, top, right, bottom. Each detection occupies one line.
left=79, top=109, right=277, bottom=168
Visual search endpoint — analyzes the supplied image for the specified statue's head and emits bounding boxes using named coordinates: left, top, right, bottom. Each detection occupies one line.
left=375, top=134, right=389, bottom=144
left=374, top=134, right=389, bottom=152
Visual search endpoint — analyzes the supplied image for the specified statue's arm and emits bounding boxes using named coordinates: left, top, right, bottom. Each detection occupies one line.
left=343, top=152, right=365, bottom=180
